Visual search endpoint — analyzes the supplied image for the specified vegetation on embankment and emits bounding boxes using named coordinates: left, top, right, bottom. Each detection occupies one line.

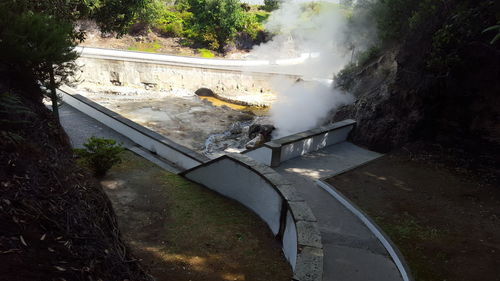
left=0, top=85, right=152, bottom=280
left=124, top=0, right=272, bottom=53
left=334, top=0, right=500, bottom=160
left=0, top=1, right=157, bottom=279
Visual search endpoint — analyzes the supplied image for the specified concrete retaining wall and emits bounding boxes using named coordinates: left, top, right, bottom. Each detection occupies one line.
left=59, top=87, right=208, bottom=170
left=244, top=119, right=356, bottom=167
left=182, top=153, right=323, bottom=281
left=74, top=47, right=304, bottom=106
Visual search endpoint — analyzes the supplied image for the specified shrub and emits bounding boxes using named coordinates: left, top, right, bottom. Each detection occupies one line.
left=263, top=0, right=280, bottom=12
left=187, top=0, right=246, bottom=51
left=335, top=63, right=358, bottom=91
left=74, top=137, right=124, bottom=177
left=153, top=9, right=192, bottom=37
left=357, top=46, right=381, bottom=66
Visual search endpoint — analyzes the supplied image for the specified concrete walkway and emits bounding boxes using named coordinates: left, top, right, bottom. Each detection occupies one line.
left=60, top=103, right=135, bottom=149
left=275, top=142, right=404, bottom=281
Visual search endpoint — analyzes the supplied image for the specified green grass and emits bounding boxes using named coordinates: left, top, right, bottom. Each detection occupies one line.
left=250, top=10, right=270, bottom=24
left=197, top=48, right=215, bottom=58
left=371, top=212, right=448, bottom=281
left=107, top=151, right=291, bottom=280
left=127, top=41, right=162, bottom=53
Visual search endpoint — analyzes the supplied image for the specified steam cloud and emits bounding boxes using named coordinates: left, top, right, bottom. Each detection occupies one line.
left=248, top=1, right=362, bottom=137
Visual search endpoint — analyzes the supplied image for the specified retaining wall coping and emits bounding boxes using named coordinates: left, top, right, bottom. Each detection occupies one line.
left=288, top=202, right=317, bottom=222
left=293, top=246, right=324, bottom=281
left=271, top=119, right=356, bottom=146
left=296, top=221, right=322, bottom=249
left=60, top=87, right=209, bottom=164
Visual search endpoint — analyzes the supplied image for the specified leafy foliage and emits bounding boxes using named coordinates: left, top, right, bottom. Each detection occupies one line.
left=0, top=9, right=79, bottom=119
left=483, top=23, right=500, bottom=44
left=263, top=0, right=281, bottom=12
left=75, top=137, right=124, bottom=177
left=186, top=0, right=246, bottom=51
left=0, top=0, right=148, bottom=118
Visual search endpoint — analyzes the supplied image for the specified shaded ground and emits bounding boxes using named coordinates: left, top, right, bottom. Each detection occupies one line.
left=101, top=151, right=291, bottom=281
left=326, top=149, right=500, bottom=281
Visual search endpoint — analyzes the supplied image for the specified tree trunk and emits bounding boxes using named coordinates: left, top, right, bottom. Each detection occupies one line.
left=48, top=66, right=59, bottom=121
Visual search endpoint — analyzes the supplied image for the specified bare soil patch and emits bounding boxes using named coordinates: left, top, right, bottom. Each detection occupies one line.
left=101, top=151, right=291, bottom=281
left=326, top=149, right=500, bottom=281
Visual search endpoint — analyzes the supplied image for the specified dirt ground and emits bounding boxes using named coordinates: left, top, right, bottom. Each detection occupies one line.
left=326, top=149, right=500, bottom=281
left=100, top=151, right=291, bottom=281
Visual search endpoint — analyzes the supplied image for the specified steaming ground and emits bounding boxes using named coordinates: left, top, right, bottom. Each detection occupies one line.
left=270, top=79, right=354, bottom=137
left=247, top=1, right=361, bottom=136
left=72, top=88, right=271, bottom=156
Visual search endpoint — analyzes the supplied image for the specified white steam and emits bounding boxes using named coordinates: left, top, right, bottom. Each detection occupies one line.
left=248, top=1, right=360, bottom=137
left=270, top=78, right=354, bottom=137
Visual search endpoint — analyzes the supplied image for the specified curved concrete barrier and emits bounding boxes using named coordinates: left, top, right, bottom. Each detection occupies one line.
left=316, top=180, right=413, bottom=281
left=181, top=153, right=324, bottom=281
left=243, top=119, right=356, bottom=167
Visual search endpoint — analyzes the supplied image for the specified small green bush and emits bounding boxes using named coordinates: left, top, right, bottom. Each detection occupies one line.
left=263, top=0, right=280, bottom=12
left=74, top=137, right=124, bottom=177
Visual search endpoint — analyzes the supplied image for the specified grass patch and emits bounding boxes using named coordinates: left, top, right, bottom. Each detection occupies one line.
left=127, top=41, right=162, bottom=53
left=367, top=209, right=449, bottom=280
left=105, top=151, right=291, bottom=281
left=196, top=48, right=215, bottom=58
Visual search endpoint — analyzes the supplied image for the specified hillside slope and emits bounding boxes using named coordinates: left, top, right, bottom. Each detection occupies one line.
left=0, top=75, right=152, bottom=280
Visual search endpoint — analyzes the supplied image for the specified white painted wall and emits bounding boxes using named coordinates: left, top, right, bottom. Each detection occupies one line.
left=184, top=158, right=283, bottom=235
left=244, top=123, right=354, bottom=167
left=244, top=147, right=273, bottom=166
left=283, top=211, right=298, bottom=270
left=280, top=126, right=352, bottom=162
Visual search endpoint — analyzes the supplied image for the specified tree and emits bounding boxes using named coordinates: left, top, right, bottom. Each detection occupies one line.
left=187, top=0, right=246, bottom=51
left=0, top=0, right=149, bottom=120
left=0, top=11, right=79, bottom=120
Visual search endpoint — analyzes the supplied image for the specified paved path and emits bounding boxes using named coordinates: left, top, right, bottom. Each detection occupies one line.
left=275, top=142, right=404, bottom=281
left=60, top=103, right=135, bottom=149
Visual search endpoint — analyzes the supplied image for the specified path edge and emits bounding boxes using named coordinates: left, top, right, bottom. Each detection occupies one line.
left=316, top=179, right=413, bottom=281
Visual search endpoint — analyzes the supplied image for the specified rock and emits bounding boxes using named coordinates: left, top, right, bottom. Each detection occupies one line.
left=245, top=134, right=265, bottom=149
left=248, top=124, right=275, bottom=142
left=195, top=88, right=215, bottom=97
